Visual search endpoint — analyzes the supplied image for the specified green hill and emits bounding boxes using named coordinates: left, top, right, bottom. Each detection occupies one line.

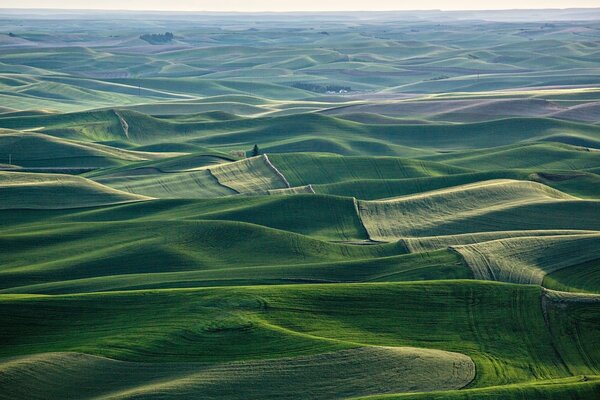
left=0, top=281, right=598, bottom=392
left=0, top=347, right=474, bottom=400
left=356, top=180, right=594, bottom=241
left=0, top=171, right=148, bottom=209
left=454, top=233, right=600, bottom=290
left=0, top=130, right=173, bottom=169
left=2, top=12, right=600, bottom=400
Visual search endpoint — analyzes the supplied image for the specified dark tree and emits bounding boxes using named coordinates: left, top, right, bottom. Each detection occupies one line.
left=252, top=144, right=260, bottom=157
left=140, top=32, right=174, bottom=45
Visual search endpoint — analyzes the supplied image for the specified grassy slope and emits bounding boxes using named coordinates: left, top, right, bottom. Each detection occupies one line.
left=95, top=169, right=237, bottom=198
left=3, top=111, right=598, bottom=156
left=83, top=150, right=236, bottom=178
left=420, top=142, right=600, bottom=171
left=0, top=171, right=148, bottom=209
left=356, top=179, right=593, bottom=241
left=362, top=376, right=600, bottom=400
left=0, top=192, right=368, bottom=241
left=0, top=347, right=474, bottom=400
left=0, top=219, right=402, bottom=290
left=0, top=281, right=598, bottom=389
left=544, top=258, right=600, bottom=295
left=0, top=130, right=173, bottom=169
left=313, top=170, right=600, bottom=200
left=401, top=230, right=598, bottom=253
left=268, top=153, right=470, bottom=186
left=0, top=249, right=468, bottom=295
left=180, top=194, right=368, bottom=241
left=454, top=234, right=600, bottom=289
left=209, top=155, right=289, bottom=194
left=92, top=156, right=289, bottom=198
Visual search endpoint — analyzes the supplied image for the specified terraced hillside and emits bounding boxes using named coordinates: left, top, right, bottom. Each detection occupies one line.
left=1, top=8, right=599, bottom=400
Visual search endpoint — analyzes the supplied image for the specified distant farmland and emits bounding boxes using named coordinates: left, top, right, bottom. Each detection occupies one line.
left=0, top=8, right=599, bottom=400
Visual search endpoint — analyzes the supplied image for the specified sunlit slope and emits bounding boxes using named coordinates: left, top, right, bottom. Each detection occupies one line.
left=356, top=180, right=596, bottom=241
left=0, top=171, right=149, bottom=209
left=91, top=152, right=473, bottom=199
left=209, top=155, right=289, bottom=194
left=0, top=347, right=474, bottom=400
left=0, top=130, right=174, bottom=169
left=92, top=156, right=288, bottom=198
left=453, top=234, right=600, bottom=289
left=400, top=230, right=597, bottom=253
left=268, top=185, right=315, bottom=195
left=95, top=169, right=237, bottom=198
left=0, top=282, right=598, bottom=387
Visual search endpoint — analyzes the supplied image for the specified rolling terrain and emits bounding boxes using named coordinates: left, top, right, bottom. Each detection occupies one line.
left=0, top=8, right=599, bottom=400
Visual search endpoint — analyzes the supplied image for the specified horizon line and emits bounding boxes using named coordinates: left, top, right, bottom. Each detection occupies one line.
left=1, top=6, right=599, bottom=13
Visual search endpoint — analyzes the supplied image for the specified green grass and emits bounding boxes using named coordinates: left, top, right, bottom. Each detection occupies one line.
left=174, top=194, right=368, bottom=241
left=0, top=249, right=469, bottom=295
left=356, top=180, right=590, bottom=241
left=92, top=156, right=291, bottom=198
left=3, top=109, right=598, bottom=158
left=401, top=230, right=597, bottom=253
left=83, top=150, right=236, bottom=178
left=1, top=281, right=598, bottom=388
left=421, top=142, right=600, bottom=171
left=209, top=155, right=289, bottom=194
left=0, top=347, right=475, bottom=400
left=0, top=219, right=402, bottom=290
left=544, top=259, right=600, bottom=294
left=0, top=130, right=172, bottom=169
left=362, top=375, right=600, bottom=399
left=312, top=170, right=600, bottom=200
left=94, top=169, right=237, bottom=198
left=454, top=233, right=600, bottom=288
left=2, top=14, right=600, bottom=399
left=0, top=171, right=148, bottom=209
left=268, top=153, right=470, bottom=186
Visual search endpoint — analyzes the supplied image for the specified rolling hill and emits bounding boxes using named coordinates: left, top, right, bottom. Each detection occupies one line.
left=1, top=9, right=600, bottom=400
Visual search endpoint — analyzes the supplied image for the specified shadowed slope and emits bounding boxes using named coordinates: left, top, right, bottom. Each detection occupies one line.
left=0, top=249, right=468, bottom=295
left=0, top=347, right=474, bottom=400
left=268, top=153, right=470, bottom=186
left=0, top=220, right=398, bottom=290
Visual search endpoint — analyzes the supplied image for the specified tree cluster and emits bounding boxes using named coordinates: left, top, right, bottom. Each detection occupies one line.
left=140, top=32, right=174, bottom=45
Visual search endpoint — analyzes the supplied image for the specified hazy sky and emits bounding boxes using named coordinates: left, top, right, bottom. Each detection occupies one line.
left=2, top=0, right=599, bottom=12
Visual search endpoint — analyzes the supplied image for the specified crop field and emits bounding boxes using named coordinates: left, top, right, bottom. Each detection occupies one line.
left=0, top=7, right=599, bottom=400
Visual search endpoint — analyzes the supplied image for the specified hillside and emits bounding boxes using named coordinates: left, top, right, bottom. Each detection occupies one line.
left=1, top=9, right=599, bottom=400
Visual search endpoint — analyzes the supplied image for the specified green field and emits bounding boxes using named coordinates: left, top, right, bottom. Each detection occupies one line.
left=1, top=7, right=599, bottom=400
